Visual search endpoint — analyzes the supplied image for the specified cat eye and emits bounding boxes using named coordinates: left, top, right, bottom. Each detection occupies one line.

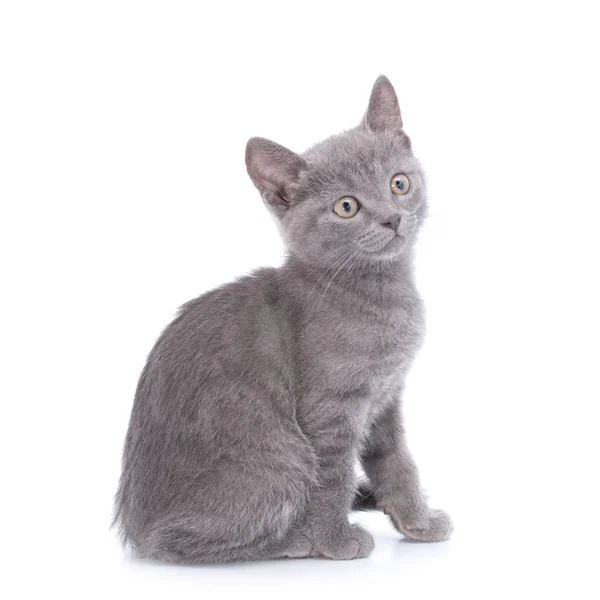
left=333, top=196, right=360, bottom=218
left=391, top=173, right=410, bottom=195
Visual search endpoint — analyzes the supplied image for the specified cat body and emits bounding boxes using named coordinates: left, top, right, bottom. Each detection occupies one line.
left=114, top=76, right=452, bottom=563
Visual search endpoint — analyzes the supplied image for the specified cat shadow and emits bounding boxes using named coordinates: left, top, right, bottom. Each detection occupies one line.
left=122, top=532, right=453, bottom=578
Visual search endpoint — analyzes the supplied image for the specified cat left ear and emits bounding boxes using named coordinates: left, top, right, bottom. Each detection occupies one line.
left=362, top=75, right=403, bottom=133
left=245, top=137, right=307, bottom=207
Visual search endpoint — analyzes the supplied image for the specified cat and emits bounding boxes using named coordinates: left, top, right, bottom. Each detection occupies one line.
left=113, top=75, right=453, bottom=563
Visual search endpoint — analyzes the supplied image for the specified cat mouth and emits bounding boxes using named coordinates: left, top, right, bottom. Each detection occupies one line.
left=359, top=234, right=407, bottom=257
left=382, top=234, right=406, bottom=252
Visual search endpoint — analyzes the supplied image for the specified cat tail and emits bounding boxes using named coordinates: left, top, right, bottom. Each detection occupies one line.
left=352, top=480, right=379, bottom=511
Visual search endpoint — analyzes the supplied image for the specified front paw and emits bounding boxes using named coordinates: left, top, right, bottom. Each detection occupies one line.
left=385, top=504, right=453, bottom=542
left=313, top=523, right=374, bottom=560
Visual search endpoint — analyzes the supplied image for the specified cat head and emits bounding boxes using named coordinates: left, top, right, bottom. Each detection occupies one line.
left=246, top=76, right=427, bottom=268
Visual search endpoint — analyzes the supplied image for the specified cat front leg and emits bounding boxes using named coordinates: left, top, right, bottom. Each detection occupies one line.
left=361, top=399, right=453, bottom=542
left=298, top=407, right=375, bottom=559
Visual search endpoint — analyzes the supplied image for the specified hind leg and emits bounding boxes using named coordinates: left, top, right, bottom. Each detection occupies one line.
left=138, top=513, right=312, bottom=564
left=205, top=526, right=314, bottom=563
left=138, top=501, right=317, bottom=564
left=137, top=432, right=317, bottom=563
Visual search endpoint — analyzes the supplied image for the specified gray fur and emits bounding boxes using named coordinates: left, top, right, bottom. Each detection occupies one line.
left=113, top=75, right=452, bottom=563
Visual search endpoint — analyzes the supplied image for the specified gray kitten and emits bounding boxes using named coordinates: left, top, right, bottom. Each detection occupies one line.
left=113, top=76, right=453, bottom=563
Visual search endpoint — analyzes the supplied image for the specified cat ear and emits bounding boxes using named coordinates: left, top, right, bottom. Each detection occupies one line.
left=245, top=137, right=307, bottom=207
left=362, top=75, right=403, bottom=133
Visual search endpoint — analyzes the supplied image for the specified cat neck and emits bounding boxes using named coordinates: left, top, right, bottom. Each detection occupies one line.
left=283, top=250, right=417, bottom=308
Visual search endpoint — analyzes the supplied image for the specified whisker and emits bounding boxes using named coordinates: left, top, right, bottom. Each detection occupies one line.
left=333, top=248, right=364, bottom=299
left=296, top=242, right=356, bottom=313
left=312, top=246, right=362, bottom=317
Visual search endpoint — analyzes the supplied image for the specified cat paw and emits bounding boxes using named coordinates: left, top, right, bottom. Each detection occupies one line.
left=386, top=505, right=453, bottom=542
left=313, top=523, right=374, bottom=560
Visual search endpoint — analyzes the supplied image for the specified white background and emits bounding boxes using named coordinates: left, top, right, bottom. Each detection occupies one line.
left=1, top=1, right=599, bottom=598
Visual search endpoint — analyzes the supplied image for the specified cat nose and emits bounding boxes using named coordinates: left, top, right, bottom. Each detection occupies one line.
left=383, top=214, right=402, bottom=233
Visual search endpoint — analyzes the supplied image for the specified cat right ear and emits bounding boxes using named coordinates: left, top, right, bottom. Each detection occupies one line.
left=245, top=137, right=307, bottom=207
left=362, top=75, right=404, bottom=133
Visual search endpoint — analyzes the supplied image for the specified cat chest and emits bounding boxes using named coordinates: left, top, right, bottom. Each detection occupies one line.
left=301, top=303, right=423, bottom=390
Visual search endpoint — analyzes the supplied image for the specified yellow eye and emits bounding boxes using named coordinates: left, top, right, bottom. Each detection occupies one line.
left=333, top=196, right=360, bottom=218
left=391, top=173, right=410, bottom=195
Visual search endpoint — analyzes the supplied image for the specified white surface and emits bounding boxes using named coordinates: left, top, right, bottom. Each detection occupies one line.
left=95, top=511, right=596, bottom=599
left=1, top=1, right=599, bottom=598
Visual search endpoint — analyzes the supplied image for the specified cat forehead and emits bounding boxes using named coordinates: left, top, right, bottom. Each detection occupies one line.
left=301, top=129, right=418, bottom=190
